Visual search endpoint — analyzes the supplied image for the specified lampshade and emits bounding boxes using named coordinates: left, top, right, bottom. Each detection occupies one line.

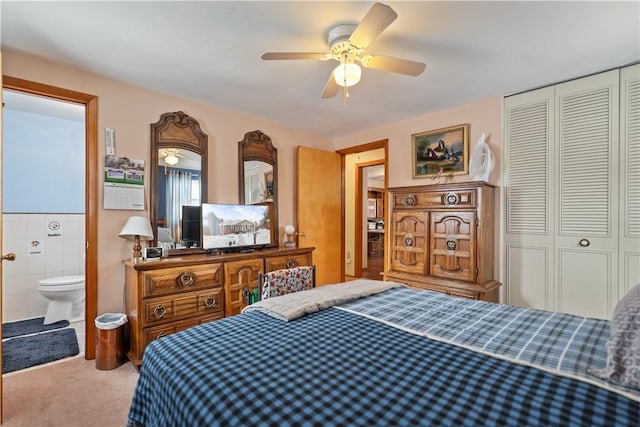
left=119, top=216, right=154, bottom=241
left=284, top=224, right=296, bottom=248
left=333, top=62, right=361, bottom=87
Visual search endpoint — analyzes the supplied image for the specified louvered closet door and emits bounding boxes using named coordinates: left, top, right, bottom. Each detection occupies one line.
left=554, top=70, right=619, bottom=319
left=620, top=64, right=640, bottom=294
left=504, top=86, right=555, bottom=311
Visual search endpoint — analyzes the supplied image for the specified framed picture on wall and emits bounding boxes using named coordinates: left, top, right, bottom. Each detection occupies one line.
left=412, top=123, right=469, bottom=178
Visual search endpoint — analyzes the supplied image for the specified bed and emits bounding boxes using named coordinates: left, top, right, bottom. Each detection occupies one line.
left=127, top=280, right=640, bottom=427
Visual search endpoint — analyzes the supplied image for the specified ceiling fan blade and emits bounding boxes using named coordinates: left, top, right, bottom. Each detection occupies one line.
left=321, top=72, right=340, bottom=98
left=363, top=55, right=426, bottom=76
left=261, top=52, right=328, bottom=61
left=348, top=3, right=397, bottom=50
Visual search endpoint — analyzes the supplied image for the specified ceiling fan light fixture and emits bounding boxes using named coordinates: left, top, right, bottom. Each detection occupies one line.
left=164, top=154, right=179, bottom=165
left=334, top=62, right=361, bottom=87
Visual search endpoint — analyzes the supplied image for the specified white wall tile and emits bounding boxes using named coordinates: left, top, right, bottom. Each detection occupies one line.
left=2, top=213, right=85, bottom=322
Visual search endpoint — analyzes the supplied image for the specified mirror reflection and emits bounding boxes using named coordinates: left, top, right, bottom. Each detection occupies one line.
left=150, top=111, right=208, bottom=255
left=156, top=149, right=202, bottom=250
left=243, top=160, right=274, bottom=204
left=238, top=130, right=278, bottom=246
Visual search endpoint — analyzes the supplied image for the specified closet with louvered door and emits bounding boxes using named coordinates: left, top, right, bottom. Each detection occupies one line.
left=620, top=65, right=640, bottom=295
left=504, top=64, right=639, bottom=319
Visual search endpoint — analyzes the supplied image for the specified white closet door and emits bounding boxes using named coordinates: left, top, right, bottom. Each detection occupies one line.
left=620, top=64, right=640, bottom=294
left=504, top=86, right=555, bottom=311
left=554, top=70, right=619, bottom=319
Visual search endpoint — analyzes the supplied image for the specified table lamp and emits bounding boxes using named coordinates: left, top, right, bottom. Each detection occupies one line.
left=284, top=224, right=296, bottom=248
left=119, top=216, right=154, bottom=261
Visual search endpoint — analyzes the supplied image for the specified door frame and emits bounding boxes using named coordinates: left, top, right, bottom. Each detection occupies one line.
left=2, top=76, right=98, bottom=360
left=337, top=139, right=388, bottom=278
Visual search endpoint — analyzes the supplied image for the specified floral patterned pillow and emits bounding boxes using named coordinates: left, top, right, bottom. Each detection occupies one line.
left=261, top=266, right=315, bottom=300
left=592, top=283, right=640, bottom=389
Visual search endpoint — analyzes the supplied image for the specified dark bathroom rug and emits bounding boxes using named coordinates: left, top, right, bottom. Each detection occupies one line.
left=2, top=317, right=69, bottom=339
left=2, top=328, right=79, bottom=374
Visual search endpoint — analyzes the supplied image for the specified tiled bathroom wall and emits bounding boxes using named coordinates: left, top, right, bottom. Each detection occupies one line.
left=2, top=213, right=85, bottom=322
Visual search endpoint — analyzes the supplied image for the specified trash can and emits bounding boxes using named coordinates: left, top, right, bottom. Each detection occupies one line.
left=95, top=313, right=128, bottom=370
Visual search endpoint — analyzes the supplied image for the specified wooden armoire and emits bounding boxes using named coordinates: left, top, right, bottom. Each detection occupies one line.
left=382, top=182, right=500, bottom=302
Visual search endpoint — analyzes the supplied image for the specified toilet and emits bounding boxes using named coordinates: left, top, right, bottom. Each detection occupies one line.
left=38, top=275, right=85, bottom=325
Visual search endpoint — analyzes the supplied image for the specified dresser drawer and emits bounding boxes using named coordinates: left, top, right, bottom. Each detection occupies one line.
left=393, top=189, right=476, bottom=209
left=264, top=252, right=313, bottom=271
left=143, top=312, right=223, bottom=347
left=143, top=287, right=224, bottom=325
left=141, top=263, right=223, bottom=298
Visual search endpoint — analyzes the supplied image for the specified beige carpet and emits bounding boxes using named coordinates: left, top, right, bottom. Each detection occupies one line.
left=2, top=356, right=138, bottom=426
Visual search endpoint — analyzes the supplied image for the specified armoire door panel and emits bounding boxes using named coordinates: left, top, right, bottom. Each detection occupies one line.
left=506, top=245, right=551, bottom=311
left=224, top=259, right=263, bottom=316
left=430, top=212, right=475, bottom=282
left=390, top=211, right=428, bottom=274
left=558, top=248, right=613, bottom=319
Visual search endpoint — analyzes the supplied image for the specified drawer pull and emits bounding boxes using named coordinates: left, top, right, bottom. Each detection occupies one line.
left=156, top=332, right=166, bottom=339
left=402, top=194, right=417, bottom=206
left=445, top=192, right=459, bottom=206
left=177, top=271, right=195, bottom=287
left=446, top=239, right=457, bottom=252
left=154, top=304, right=166, bottom=320
left=204, top=295, right=216, bottom=309
left=285, top=259, right=297, bottom=269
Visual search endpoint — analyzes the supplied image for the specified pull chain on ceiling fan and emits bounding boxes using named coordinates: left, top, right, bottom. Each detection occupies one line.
left=261, top=2, right=426, bottom=100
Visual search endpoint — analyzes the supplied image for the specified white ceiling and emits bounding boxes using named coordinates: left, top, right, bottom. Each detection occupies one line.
left=2, top=1, right=638, bottom=138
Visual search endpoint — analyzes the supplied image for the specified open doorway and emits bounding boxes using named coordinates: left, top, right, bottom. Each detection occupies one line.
left=2, top=76, right=98, bottom=363
left=361, top=165, right=385, bottom=280
left=338, top=140, right=387, bottom=281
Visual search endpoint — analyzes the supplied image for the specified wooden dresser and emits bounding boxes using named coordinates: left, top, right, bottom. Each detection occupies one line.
left=124, top=246, right=313, bottom=367
left=382, top=182, right=500, bottom=302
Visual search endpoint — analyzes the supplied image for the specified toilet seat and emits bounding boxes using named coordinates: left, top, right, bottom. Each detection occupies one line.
left=38, top=275, right=85, bottom=293
left=39, top=275, right=85, bottom=286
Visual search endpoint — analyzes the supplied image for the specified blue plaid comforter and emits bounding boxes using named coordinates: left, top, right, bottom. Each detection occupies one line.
left=128, top=289, right=640, bottom=427
left=339, top=287, right=638, bottom=398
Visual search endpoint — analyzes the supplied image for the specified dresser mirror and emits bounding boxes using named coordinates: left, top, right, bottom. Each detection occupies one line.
left=238, top=130, right=278, bottom=245
left=150, top=111, right=208, bottom=255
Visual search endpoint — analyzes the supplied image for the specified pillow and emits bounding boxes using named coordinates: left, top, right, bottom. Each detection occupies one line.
left=591, top=283, right=640, bottom=389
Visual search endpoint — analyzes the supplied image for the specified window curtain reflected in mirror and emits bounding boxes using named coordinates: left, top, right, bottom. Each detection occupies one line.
left=166, top=169, right=192, bottom=243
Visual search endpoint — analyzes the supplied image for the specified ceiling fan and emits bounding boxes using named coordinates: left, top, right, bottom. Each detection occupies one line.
left=159, top=149, right=183, bottom=166
left=261, top=2, right=426, bottom=99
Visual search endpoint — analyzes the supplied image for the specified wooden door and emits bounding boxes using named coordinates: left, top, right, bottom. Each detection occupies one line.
left=296, top=146, right=343, bottom=285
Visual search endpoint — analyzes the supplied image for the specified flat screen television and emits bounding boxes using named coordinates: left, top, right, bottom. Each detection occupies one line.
left=202, top=203, right=271, bottom=252
left=181, top=205, right=202, bottom=248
